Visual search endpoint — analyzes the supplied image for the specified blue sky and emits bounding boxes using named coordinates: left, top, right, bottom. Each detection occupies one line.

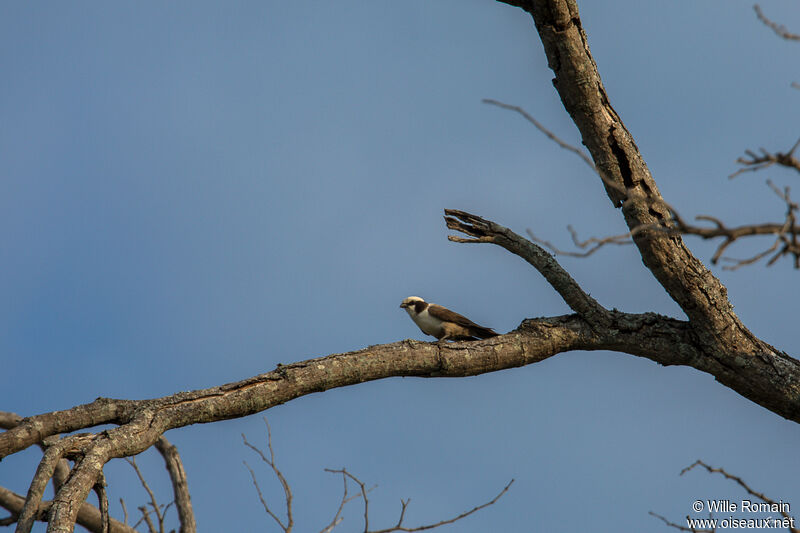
left=2, top=1, right=800, bottom=531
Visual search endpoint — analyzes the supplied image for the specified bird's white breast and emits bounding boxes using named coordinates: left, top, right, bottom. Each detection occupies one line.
left=406, top=307, right=444, bottom=337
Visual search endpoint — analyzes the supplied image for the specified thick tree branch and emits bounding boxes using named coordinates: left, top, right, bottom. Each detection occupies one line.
left=496, top=0, right=781, bottom=367
left=1, top=309, right=708, bottom=531
left=0, top=485, right=136, bottom=533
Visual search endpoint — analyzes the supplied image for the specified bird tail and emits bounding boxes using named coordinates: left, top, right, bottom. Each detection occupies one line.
left=472, top=326, right=499, bottom=339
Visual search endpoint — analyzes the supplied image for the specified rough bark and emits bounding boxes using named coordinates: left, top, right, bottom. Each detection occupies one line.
left=496, top=0, right=800, bottom=414
left=0, top=486, right=135, bottom=533
left=154, top=437, right=196, bottom=533
left=2, top=1, right=800, bottom=531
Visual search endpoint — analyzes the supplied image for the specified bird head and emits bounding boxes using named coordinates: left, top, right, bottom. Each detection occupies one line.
left=399, top=296, right=425, bottom=312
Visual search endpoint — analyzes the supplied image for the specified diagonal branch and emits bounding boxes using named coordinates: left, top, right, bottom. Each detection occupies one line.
left=482, top=98, right=596, bottom=171
left=322, top=468, right=512, bottom=533
left=754, top=4, right=800, bottom=41
left=496, top=0, right=780, bottom=364
left=680, top=460, right=798, bottom=531
left=370, top=479, right=514, bottom=533
left=126, top=456, right=169, bottom=533
left=650, top=461, right=799, bottom=533
left=444, top=209, right=612, bottom=327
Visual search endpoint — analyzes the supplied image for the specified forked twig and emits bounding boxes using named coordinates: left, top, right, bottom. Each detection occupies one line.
left=730, top=138, right=800, bottom=178
left=244, top=421, right=513, bottom=533
left=243, top=417, right=294, bottom=532
left=324, top=468, right=514, bottom=533
left=126, top=456, right=173, bottom=533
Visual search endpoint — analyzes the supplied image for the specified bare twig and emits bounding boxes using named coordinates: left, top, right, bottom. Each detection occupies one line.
left=373, top=479, right=514, bottom=533
left=720, top=181, right=800, bottom=269
left=323, top=468, right=513, bottom=533
left=730, top=138, right=800, bottom=178
left=527, top=182, right=800, bottom=269
left=137, top=505, right=158, bottom=533
left=681, top=460, right=798, bottom=531
left=320, top=468, right=368, bottom=533
left=649, top=511, right=716, bottom=533
left=242, top=422, right=512, bottom=533
left=482, top=98, right=596, bottom=170
left=242, top=418, right=294, bottom=532
left=127, top=456, right=171, bottom=533
left=651, top=461, right=799, bottom=533
left=754, top=4, right=800, bottom=41
left=482, top=99, right=800, bottom=268
left=527, top=225, right=635, bottom=258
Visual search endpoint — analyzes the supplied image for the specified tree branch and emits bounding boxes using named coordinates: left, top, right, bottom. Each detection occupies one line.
left=0, top=306, right=711, bottom=530
left=92, top=474, right=110, bottom=533
left=754, top=4, right=800, bottom=41
left=482, top=98, right=800, bottom=268
left=481, top=98, right=596, bottom=171
left=731, top=138, right=800, bottom=178
left=242, top=418, right=293, bottom=533
left=444, top=209, right=612, bottom=327
left=3, top=204, right=800, bottom=532
left=495, top=0, right=786, bottom=372
left=322, top=468, right=513, bottom=533
left=650, top=461, right=799, bottom=533
left=0, top=485, right=136, bottom=533
left=153, top=437, right=196, bottom=533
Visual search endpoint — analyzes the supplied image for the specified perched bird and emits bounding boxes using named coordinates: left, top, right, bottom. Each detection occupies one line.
left=399, top=296, right=498, bottom=341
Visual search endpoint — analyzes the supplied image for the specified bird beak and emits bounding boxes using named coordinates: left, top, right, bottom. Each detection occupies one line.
left=399, top=303, right=407, bottom=308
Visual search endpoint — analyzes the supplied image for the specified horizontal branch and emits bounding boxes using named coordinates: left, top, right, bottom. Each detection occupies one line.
left=1, top=314, right=698, bottom=461
left=0, top=310, right=707, bottom=530
left=1, top=313, right=798, bottom=530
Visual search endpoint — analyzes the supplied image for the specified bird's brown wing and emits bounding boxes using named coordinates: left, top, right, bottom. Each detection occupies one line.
left=427, top=304, right=498, bottom=338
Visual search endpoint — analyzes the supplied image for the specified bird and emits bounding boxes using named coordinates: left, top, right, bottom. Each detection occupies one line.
left=399, top=296, right=498, bottom=341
